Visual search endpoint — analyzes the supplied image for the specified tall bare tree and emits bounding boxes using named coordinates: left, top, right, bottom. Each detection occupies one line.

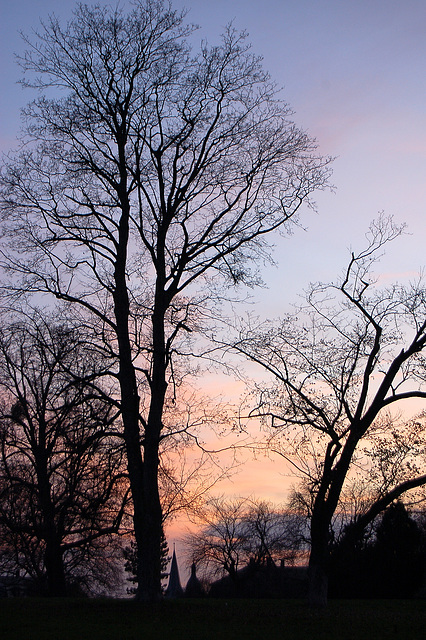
left=0, top=0, right=330, bottom=599
left=232, top=217, right=426, bottom=606
left=0, top=316, right=129, bottom=595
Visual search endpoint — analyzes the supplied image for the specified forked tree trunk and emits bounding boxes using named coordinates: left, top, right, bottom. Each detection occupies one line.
left=115, top=257, right=167, bottom=600
left=113, top=186, right=163, bottom=601
left=115, top=319, right=159, bottom=600
left=137, top=293, right=168, bottom=601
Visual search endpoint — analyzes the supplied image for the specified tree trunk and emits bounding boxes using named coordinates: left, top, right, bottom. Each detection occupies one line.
left=113, top=180, right=162, bottom=600
left=37, top=457, right=67, bottom=596
left=44, top=532, right=67, bottom=596
left=307, top=442, right=359, bottom=607
left=308, top=507, right=330, bottom=607
left=308, top=556, right=328, bottom=608
left=114, top=275, right=166, bottom=601
left=114, top=297, right=150, bottom=599
left=137, top=291, right=168, bottom=601
left=138, top=433, right=163, bottom=601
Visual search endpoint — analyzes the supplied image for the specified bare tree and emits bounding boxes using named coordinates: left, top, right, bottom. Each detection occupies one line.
left=185, top=496, right=302, bottom=585
left=186, top=496, right=249, bottom=583
left=0, top=316, right=129, bottom=596
left=232, top=217, right=426, bottom=606
left=241, top=499, right=305, bottom=566
left=0, top=0, right=330, bottom=599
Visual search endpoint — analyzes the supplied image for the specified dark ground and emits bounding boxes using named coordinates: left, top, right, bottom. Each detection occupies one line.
left=0, top=597, right=424, bottom=640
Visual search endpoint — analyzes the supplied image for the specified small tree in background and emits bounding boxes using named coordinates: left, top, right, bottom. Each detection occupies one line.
left=185, top=496, right=304, bottom=586
left=124, top=527, right=170, bottom=595
left=186, top=497, right=248, bottom=584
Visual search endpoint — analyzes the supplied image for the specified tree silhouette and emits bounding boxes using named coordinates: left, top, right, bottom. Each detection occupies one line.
left=124, top=527, right=170, bottom=595
left=373, top=501, right=425, bottom=598
left=0, top=0, right=330, bottom=599
left=329, top=501, right=426, bottom=598
left=185, top=496, right=303, bottom=584
left=231, top=217, right=426, bottom=606
left=0, top=316, right=129, bottom=595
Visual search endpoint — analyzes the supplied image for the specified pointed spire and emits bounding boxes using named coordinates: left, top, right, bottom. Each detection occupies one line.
left=165, top=544, right=183, bottom=598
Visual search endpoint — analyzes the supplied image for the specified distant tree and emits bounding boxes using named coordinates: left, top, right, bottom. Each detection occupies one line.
left=186, top=497, right=248, bottom=583
left=185, top=496, right=302, bottom=584
left=231, top=217, right=426, bottom=606
left=0, top=316, right=129, bottom=596
left=0, top=0, right=330, bottom=600
left=241, top=499, right=304, bottom=567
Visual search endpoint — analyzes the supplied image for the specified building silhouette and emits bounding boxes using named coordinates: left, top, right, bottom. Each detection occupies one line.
left=185, top=562, right=205, bottom=597
left=165, top=546, right=183, bottom=598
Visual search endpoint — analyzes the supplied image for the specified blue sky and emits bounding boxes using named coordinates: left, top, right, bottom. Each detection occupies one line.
left=1, top=1, right=425, bottom=513
left=1, top=0, right=424, bottom=308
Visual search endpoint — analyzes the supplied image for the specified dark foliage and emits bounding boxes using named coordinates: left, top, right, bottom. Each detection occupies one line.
left=124, top=527, right=170, bottom=595
left=329, top=502, right=426, bottom=599
left=208, top=559, right=308, bottom=599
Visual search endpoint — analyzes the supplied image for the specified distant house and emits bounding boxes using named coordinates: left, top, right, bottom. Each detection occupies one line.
left=208, top=559, right=308, bottom=599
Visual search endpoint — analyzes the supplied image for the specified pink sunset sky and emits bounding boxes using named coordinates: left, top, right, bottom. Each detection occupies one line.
left=1, top=1, right=425, bottom=550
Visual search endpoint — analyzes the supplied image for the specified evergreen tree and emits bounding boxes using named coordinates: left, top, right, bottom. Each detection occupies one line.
left=329, top=501, right=426, bottom=598
left=372, top=502, right=425, bottom=598
left=124, top=528, right=170, bottom=595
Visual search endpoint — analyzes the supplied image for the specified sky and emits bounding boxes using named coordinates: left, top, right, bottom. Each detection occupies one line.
left=1, top=1, right=425, bottom=296
left=1, top=0, right=425, bottom=549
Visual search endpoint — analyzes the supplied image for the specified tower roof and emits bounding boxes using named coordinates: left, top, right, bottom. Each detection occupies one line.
left=185, top=562, right=204, bottom=597
left=165, top=546, right=183, bottom=598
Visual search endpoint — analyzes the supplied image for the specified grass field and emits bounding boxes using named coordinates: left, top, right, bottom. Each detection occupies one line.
left=0, top=597, right=425, bottom=640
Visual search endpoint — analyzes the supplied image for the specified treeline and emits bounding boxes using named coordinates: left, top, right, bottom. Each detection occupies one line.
left=0, top=318, right=425, bottom=599
left=182, top=497, right=426, bottom=599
